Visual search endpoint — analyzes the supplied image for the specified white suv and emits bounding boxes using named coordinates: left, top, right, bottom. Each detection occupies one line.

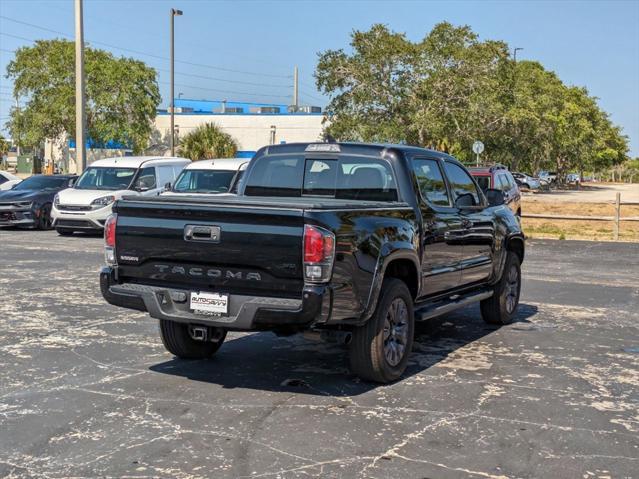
left=52, top=156, right=190, bottom=235
left=163, top=158, right=248, bottom=196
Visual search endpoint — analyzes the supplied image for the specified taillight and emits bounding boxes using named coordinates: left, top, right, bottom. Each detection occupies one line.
left=303, top=225, right=335, bottom=283
left=104, top=213, right=117, bottom=265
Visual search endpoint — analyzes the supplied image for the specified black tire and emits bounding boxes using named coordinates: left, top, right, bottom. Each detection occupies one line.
left=159, top=320, right=226, bottom=359
left=36, top=204, right=52, bottom=230
left=481, top=252, right=521, bottom=325
left=349, top=278, right=414, bottom=383
left=56, top=228, right=74, bottom=236
left=522, top=183, right=530, bottom=190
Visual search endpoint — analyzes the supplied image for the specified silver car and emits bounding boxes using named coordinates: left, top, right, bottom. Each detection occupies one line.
left=512, top=172, right=541, bottom=190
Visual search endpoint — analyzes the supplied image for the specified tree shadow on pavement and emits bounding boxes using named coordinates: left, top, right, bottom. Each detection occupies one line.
left=149, top=303, right=538, bottom=397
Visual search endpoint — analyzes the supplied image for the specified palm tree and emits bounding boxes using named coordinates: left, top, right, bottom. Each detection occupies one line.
left=0, top=135, right=9, bottom=158
left=178, top=122, right=238, bottom=160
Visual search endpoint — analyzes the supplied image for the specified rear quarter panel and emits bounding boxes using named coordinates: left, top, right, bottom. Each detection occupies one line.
left=306, top=206, right=419, bottom=324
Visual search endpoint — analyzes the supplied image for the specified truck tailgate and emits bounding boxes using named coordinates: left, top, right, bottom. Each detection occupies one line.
left=113, top=198, right=305, bottom=297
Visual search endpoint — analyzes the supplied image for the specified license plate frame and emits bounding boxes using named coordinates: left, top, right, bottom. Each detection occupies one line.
left=190, top=291, right=229, bottom=315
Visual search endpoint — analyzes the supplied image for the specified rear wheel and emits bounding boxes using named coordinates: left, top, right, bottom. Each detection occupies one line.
left=56, top=228, right=74, bottom=236
left=349, top=278, right=414, bottom=383
left=159, top=320, right=226, bottom=359
left=481, top=252, right=521, bottom=325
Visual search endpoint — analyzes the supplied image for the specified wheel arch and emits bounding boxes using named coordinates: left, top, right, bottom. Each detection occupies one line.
left=506, top=234, right=525, bottom=263
left=360, top=246, right=420, bottom=322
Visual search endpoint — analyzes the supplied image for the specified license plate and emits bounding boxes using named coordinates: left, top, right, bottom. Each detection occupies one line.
left=190, top=291, right=228, bottom=315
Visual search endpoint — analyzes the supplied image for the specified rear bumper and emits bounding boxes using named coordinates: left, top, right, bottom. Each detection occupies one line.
left=100, top=267, right=329, bottom=331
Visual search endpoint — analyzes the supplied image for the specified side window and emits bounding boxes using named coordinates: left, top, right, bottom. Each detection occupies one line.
left=136, top=166, right=157, bottom=190
left=157, top=165, right=175, bottom=187
left=0, top=175, right=7, bottom=185
left=412, top=159, right=450, bottom=207
left=442, top=161, right=481, bottom=207
left=505, top=172, right=517, bottom=190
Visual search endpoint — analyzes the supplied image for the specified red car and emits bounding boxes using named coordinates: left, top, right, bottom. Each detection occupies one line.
left=468, top=165, right=521, bottom=217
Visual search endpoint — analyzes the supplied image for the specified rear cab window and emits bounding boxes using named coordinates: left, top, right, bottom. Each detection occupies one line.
left=244, top=154, right=399, bottom=202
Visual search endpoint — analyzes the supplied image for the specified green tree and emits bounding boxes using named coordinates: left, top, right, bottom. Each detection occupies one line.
left=5, top=39, right=160, bottom=153
left=178, top=123, right=238, bottom=160
left=315, top=23, right=628, bottom=175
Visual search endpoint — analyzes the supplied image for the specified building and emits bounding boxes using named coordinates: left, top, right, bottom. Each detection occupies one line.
left=153, top=99, right=326, bottom=157
left=42, top=99, right=326, bottom=174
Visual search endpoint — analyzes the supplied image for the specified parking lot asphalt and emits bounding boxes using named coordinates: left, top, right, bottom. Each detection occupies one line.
left=0, top=230, right=637, bottom=479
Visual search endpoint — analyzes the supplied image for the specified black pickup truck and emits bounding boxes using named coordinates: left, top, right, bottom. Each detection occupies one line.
left=101, top=142, right=524, bottom=383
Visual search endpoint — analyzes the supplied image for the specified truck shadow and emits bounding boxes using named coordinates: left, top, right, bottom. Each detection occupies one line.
left=149, top=303, right=538, bottom=397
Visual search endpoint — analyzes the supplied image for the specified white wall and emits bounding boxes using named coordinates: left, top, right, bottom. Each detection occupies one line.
left=154, top=114, right=326, bottom=152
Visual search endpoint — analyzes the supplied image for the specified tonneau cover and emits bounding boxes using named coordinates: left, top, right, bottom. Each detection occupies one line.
left=119, top=194, right=409, bottom=211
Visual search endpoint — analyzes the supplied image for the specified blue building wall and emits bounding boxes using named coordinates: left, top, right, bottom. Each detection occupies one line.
left=159, top=98, right=322, bottom=115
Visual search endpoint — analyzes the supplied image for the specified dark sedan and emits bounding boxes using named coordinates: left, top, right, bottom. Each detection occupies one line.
left=0, top=175, right=77, bottom=229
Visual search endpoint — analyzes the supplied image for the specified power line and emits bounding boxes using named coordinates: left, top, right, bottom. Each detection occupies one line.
left=24, top=2, right=294, bottom=71
left=300, top=89, right=325, bottom=104
left=0, top=42, right=291, bottom=90
left=0, top=32, right=294, bottom=100
left=0, top=15, right=292, bottom=79
left=0, top=32, right=35, bottom=43
left=154, top=67, right=292, bottom=89
left=159, top=81, right=291, bottom=100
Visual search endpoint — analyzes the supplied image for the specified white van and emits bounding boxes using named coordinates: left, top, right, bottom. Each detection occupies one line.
left=52, top=156, right=190, bottom=235
left=162, top=158, right=248, bottom=196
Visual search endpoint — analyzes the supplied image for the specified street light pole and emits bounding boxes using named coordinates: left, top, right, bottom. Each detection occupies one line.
left=170, top=8, right=182, bottom=156
left=74, top=0, right=86, bottom=173
left=513, top=47, right=523, bottom=62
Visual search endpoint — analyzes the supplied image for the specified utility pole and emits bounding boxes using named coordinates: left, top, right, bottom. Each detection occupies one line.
left=170, top=8, right=182, bottom=156
left=293, top=66, right=299, bottom=111
left=74, top=0, right=86, bottom=173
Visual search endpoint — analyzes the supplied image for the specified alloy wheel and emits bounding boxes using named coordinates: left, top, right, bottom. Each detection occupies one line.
left=504, top=264, right=520, bottom=314
left=383, top=298, right=409, bottom=367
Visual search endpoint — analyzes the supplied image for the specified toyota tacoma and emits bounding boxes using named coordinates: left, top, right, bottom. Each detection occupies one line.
left=100, top=142, right=524, bottom=383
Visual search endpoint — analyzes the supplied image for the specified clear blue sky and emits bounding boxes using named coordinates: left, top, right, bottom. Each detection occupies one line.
left=1, top=0, right=638, bottom=156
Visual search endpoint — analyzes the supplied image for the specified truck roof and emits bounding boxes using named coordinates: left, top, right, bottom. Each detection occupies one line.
left=256, top=142, right=461, bottom=163
left=182, top=158, right=249, bottom=171
left=89, top=156, right=191, bottom=168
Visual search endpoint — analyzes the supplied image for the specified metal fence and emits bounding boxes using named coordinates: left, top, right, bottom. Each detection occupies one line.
left=522, top=193, right=639, bottom=240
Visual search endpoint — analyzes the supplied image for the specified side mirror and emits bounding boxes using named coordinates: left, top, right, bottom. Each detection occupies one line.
left=454, top=193, right=476, bottom=208
left=164, top=182, right=172, bottom=191
left=485, top=188, right=505, bottom=207
left=136, top=180, right=149, bottom=192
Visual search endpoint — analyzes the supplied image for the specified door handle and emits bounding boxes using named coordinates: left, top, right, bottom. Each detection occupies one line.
left=184, top=224, right=221, bottom=242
